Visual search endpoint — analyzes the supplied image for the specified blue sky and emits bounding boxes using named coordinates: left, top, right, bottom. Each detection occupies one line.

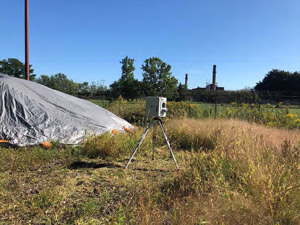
left=1, top=0, right=299, bottom=90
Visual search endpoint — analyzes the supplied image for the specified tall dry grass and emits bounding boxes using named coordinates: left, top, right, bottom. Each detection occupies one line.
left=166, top=119, right=300, bottom=151
left=120, top=119, right=300, bottom=224
left=1, top=118, right=300, bottom=224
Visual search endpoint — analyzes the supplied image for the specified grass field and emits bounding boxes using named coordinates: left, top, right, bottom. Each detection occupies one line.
left=88, top=99, right=110, bottom=108
left=194, top=102, right=300, bottom=115
left=88, top=98, right=300, bottom=130
left=1, top=118, right=300, bottom=224
left=87, top=98, right=300, bottom=114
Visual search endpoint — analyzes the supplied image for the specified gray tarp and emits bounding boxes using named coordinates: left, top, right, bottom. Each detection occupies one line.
left=0, top=73, right=133, bottom=146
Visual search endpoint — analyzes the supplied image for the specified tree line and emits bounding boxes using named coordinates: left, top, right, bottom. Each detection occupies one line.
left=0, top=57, right=182, bottom=100
left=254, top=69, right=300, bottom=95
left=1, top=57, right=299, bottom=101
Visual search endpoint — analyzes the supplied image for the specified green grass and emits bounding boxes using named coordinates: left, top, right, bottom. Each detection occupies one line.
left=88, top=98, right=300, bottom=130
left=88, top=99, right=110, bottom=108
left=1, top=118, right=300, bottom=224
left=194, top=102, right=300, bottom=115
left=0, top=127, right=181, bottom=224
left=2, top=98, right=300, bottom=224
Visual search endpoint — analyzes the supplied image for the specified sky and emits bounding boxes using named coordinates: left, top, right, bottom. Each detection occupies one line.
left=0, top=0, right=299, bottom=90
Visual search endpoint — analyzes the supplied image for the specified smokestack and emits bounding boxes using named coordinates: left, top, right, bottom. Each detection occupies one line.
left=185, top=74, right=188, bottom=89
left=212, top=65, right=216, bottom=91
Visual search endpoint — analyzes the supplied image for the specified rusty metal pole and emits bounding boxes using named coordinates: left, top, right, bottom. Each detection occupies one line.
left=25, top=0, right=30, bottom=80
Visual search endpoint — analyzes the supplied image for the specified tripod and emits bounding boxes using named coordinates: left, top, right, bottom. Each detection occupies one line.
left=125, top=117, right=179, bottom=170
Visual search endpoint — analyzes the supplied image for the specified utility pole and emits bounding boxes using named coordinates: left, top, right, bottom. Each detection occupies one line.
left=25, top=0, right=29, bottom=80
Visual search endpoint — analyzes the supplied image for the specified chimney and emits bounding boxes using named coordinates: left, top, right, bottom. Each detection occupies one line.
left=212, top=65, right=217, bottom=91
left=185, top=74, right=188, bottom=89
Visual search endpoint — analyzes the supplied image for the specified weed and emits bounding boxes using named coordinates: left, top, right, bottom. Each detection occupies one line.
left=1, top=118, right=300, bottom=224
left=82, top=129, right=154, bottom=159
left=97, top=99, right=300, bottom=130
left=121, top=119, right=300, bottom=224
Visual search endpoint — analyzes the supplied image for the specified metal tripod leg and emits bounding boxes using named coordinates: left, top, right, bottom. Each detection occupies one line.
left=125, top=120, right=153, bottom=169
left=152, top=120, right=157, bottom=160
left=158, top=119, right=179, bottom=170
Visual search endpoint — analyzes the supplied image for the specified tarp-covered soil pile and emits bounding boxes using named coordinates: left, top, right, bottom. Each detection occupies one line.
left=0, top=73, right=133, bottom=146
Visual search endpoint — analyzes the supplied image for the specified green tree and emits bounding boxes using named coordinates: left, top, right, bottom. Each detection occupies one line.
left=90, top=82, right=98, bottom=95
left=36, top=73, right=78, bottom=95
left=78, top=82, right=90, bottom=96
left=177, top=83, right=189, bottom=101
left=121, top=56, right=135, bottom=79
left=110, top=56, right=140, bottom=99
left=37, top=74, right=108, bottom=97
left=141, top=57, right=178, bottom=99
left=0, top=58, right=36, bottom=80
left=36, top=74, right=52, bottom=87
left=255, top=69, right=300, bottom=94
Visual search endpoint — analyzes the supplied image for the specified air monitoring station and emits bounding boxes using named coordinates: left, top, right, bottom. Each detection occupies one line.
left=125, top=97, right=179, bottom=171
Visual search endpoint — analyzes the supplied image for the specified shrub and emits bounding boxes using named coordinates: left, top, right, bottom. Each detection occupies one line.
left=167, top=102, right=202, bottom=118
left=107, top=98, right=146, bottom=125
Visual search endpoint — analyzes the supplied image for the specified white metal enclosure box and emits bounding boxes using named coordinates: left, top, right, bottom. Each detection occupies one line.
left=146, top=97, right=167, bottom=118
